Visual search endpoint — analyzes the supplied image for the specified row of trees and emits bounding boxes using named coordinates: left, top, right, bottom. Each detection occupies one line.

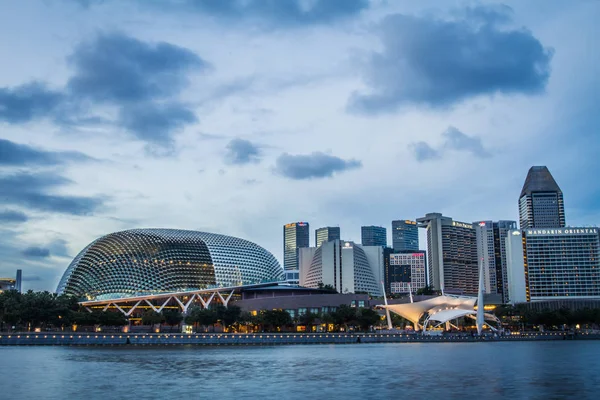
left=495, top=304, right=600, bottom=330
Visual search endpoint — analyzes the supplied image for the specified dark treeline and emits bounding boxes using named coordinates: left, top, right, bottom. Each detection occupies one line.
left=495, top=304, right=600, bottom=330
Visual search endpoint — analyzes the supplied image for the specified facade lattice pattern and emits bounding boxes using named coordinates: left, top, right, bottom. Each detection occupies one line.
left=57, top=229, right=283, bottom=300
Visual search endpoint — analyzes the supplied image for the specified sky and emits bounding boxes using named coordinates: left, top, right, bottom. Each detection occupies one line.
left=0, top=0, right=598, bottom=291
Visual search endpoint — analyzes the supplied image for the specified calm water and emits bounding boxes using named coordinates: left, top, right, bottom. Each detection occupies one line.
left=1, top=342, right=600, bottom=399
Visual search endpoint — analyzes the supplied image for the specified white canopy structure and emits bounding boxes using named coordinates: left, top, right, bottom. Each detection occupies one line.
left=377, top=295, right=500, bottom=332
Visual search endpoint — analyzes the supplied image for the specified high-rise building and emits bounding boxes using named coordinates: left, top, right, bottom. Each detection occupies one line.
left=519, top=166, right=565, bottom=229
left=301, top=240, right=383, bottom=296
left=283, top=222, right=310, bottom=280
left=315, top=227, right=341, bottom=248
left=474, top=220, right=517, bottom=303
left=361, top=226, right=387, bottom=247
left=417, top=213, right=478, bottom=295
left=388, top=251, right=427, bottom=294
left=391, top=220, right=419, bottom=251
left=507, top=227, right=600, bottom=302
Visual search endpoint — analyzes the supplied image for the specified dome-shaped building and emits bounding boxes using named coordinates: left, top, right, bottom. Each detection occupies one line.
left=57, top=229, right=283, bottom=300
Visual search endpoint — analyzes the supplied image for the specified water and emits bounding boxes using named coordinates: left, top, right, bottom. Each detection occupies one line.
left=1, top=342, right=599, bottom=399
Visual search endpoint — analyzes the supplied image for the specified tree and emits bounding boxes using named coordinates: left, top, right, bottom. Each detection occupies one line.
left=298, top=312, right=318, bottom=332
left=98, top=311, right=128, bottom=327
left=320, top=312, right=335, bottom=332
left=332, top=305, right=357, bottom=331
left=261, top=310, right=292, bottom=332
left=357, top=308, right=380, bottom=331
left=0, top=290, right=22, bottom=331
left=163, top=309, right=183, bottom=331
left=141, top=310, right=165, bottom=326
left=416, top=286, right=435, bottom=295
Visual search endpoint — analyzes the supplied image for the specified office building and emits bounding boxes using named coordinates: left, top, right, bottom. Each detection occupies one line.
left=301, top=240, right=383, bottom=296
left=361, top=226, right=387, bottom=247
left=506, top=227, right=600, bottom=302
left=388, top=251, right=427, bottom=294
left=474, top=220, right=517, bottom=303
left=391, top=220, right=419, bottom=251
left=283, top=222, right=310, bottom=274
left=417, top=213, right=478, bottom=295
left=519, top=166, right=565, bottom=229
left=505, top=230, right=528, bottom=304
left=315, top=226, right=340, bottom=248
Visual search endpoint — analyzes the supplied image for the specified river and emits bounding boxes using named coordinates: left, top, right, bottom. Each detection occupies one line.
left=1, top=341, right=599, bottom=399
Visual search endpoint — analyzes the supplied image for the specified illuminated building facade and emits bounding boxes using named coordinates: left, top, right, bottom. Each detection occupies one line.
left=507, top=227, right=600, bottom=302
left=475, top=220, right=517, bottom=303
left=57, top=229, right=284, bottom=300
left=519, top=166, right=565, bottom=229
left=315, top=226, right=340, bottom=248
left=283, top=222, right=309, bottom=284
left=388, top=251, right=427, bottom=294
left=417, top=213, right=478, bottom=295
left=391, top=220, right=419, bottom=251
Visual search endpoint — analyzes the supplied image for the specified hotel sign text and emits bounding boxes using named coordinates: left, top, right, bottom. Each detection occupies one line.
left=526, top=228, right=599, bottom=235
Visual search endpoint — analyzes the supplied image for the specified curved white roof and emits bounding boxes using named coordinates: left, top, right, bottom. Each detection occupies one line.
left=378, top=295, right=477, bottom=325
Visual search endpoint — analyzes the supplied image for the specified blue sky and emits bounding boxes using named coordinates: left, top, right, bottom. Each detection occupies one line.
left=0, top=0, right=598, bottom=291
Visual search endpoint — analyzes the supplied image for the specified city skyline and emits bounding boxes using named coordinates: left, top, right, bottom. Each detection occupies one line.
left=0, top=1, right=598, bottom=292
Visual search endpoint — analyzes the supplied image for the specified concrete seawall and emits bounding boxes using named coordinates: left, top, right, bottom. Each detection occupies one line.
left=1, top=332, right=599, bottom=346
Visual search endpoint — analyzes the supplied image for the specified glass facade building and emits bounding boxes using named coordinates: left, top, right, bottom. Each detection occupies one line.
left=283, top=222, right=309, bottom=275
left=391, top=220, right=419, bottom=251
left=519, top=166, right=565, bottom=229
left=315, top=226, right=340, bottom=248
left=522, top=228, right=600, bottom=301
left=56, top=229, right=284, bottom=300
left=388, top=251, right=427, bottom=294
left=361, top=226, right=387, bottom=247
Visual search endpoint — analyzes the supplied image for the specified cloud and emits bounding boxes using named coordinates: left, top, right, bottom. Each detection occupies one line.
left=0, top=138, right=92, bottom=166
left=409, top=142, right=441, bottom=162
left=22, top=246, right=51, bottom=258
left=0, top=172, right=105, bottom=215
left=119, top=102, right=197, bottom=146
left=225, top=138, right=262, bottom=165
left=442, top=126, right=491, bottom=157
left=349, top=5, right=553, bottom=112
left=0, top=82, right=63, bottom=123
left=67, top=32, right=206, bottom=103
left=0, top=210, right=28, bottom=223
left=275, top=152, right=362, bottom=179
left=409, top=126, right=491, bottom=162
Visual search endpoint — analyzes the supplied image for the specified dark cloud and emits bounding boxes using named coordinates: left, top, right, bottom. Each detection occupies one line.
left=0, top=172, right=105, bottom=215
left=225, top=138, right=262, bottom=165
left=349, top=5, right=553, bottom=112
left=275, top=152, right=361, bottom=179
left=0, top=138, right=92, bottom=166
left=0, top=82, right=63, bottom=123
left=409, top=142, right=441, bottom=162
left=67, top=32, right=206, bottom=103
left=21, top=275, right=43, bottom=282
left=119, top=102, right=197, bottom=146
left=409, top=126, right=491, bottom=162
left=0, top=210, right=28, bottom=223
left=73, top=0, right=369, bottom=26
left=22, top=246, right=51, bottom=258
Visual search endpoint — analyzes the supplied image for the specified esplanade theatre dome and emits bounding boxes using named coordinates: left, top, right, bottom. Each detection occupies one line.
left=57, top=229, right=284, bottom=300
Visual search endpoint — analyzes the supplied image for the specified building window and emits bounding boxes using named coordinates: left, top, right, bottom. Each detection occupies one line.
left=286, top=309, right=295, bottom=318
left=358, top=300, right=365, bottom=308
left=310, top=308, right=319, bottom=315
left=298, top=308, right=307, bottom=316
left=351, top=300, right=356, bottom=308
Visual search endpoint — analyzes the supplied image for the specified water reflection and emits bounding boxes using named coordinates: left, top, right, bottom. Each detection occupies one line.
left=1, top=342, right=599, bottom=399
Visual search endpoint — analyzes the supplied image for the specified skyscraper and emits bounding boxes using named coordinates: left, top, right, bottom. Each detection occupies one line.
left=519, top=166, right=565, bottom=229
left=417, top=213, right=478, bottom=295
left=315, top=226, right=341, bottom=248
left=283, top=222, right=310, bottom=272
left=474, top=220, right=516, bottom=303
left=391, top=220, right=419, bottom=251
left=361, top=226, right=387, bottom=247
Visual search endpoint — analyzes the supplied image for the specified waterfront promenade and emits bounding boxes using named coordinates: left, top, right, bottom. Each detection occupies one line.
left=2, top=331, right=599, bottom=346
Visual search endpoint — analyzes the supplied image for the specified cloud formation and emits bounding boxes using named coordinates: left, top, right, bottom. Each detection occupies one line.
left=0, top=82, right=62, bottom=123
left=22, top=246, right=51, bottom=258
left=0, top=138, right=91, bottom=166
left=0, top=210, right=28, bottom=223
left=275, top=152, right=361, bottom=179
left=225, top=138, right=262, bottom=165
left=0, top=33, right=205, bottom=149
left=409, top=126, right=491, bottom=162
left=349, top=5, right=553, bottom=112
left=0, top=172, right=105, bottom=215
